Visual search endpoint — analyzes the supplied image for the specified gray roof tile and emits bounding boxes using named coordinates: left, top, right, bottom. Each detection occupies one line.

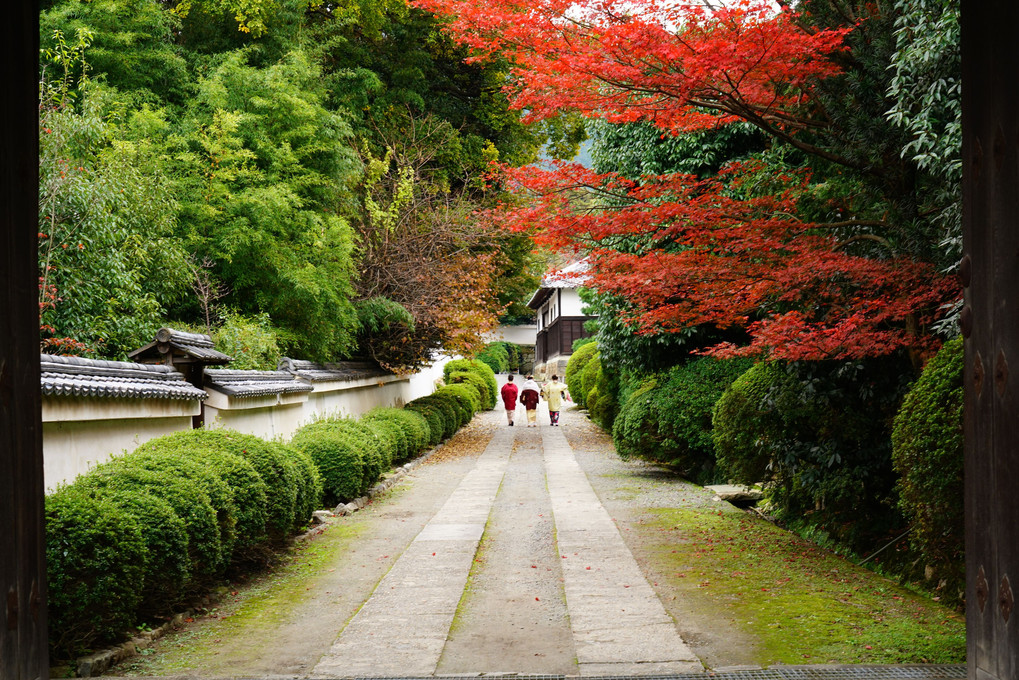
left=278, top=358, right=389, bottom=382
left=40, top=354, right=208, bottom=401
left=204, top=369, right=314, bottom=398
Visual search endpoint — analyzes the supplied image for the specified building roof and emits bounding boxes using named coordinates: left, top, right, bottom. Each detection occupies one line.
left=278, top=358, right=389, bottom=383
left=128, top=327, right=233, bottom=365
left=40, top=354, right=208, bottom=401
left=203, top=369, right=314, bottom=398
left=526, top=260, right=591, bottom=309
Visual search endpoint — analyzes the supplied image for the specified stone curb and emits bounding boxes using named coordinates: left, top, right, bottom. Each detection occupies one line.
left=71, top=444, right=443, bottom=677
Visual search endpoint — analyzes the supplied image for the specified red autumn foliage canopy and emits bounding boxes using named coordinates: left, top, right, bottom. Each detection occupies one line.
left=415, top=0, right=960, bottom=360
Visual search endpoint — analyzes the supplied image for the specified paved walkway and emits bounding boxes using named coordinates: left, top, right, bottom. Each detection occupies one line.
left=313, top=406, right=700, bottom=678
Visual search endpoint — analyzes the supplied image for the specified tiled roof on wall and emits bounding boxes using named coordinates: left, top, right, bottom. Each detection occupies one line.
left=128, top=327, right=232, bottom=365
left=40, top=354, right=208, bottom=401
left=278, top=358, right=389, bottom=383
left=204, top=369, right=314, bottom=398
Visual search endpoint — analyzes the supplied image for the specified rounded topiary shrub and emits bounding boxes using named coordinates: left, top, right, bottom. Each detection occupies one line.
left=892, top=337, right=964, bottom=601
left=46, top=485, right=146, bottom=657
left=405, top=402, right=444, bottom=447
left=366, top=407, right=430, bottom=455
left=447, top=370, right=489, bottom=409
left=409, top=395, right=457, bottom=439
left=276, top=442, right=323, bottom=532
left=443, top=358, right=497, bottom=409
left=86, top=486, right=191, bottom=616
left=127, top=447, right=238, bottom=570
left=580, top=353, right=602, bottom=407
left=566, top=341, right=598, bottom=408
left=613, top=357, right=753, bottom=482
left=437, top=384, right=478, bottom=421
left=712, top=361, right=787, bottom=485
left=291, top=420, right=365, bottom=505
left=82, top=460, right=223, bottom=585
left=132, top=430, right=270, bottom=558
left=363, top=414, right=409, bottom=463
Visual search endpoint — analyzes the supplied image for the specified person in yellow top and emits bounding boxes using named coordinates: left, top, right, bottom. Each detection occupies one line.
left=541, top=374, right=569, bottom=426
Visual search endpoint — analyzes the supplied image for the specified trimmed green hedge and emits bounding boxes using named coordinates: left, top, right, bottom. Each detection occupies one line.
left=365, top=407, right=431, bottom=455
left=566, top=342, right=598, bottom=408
left=612, top=357, right=753, bottom=483
left=406, top=401, right=445, bottom=446
left=892, top=337, right=964, bottom=603
left=443, top=358, right=497, bottom=409
left=46, top=486, right=147, bottom=656
left=447, top=370, right=489, bottom=410
left=291, top=420, right=366, bottom=504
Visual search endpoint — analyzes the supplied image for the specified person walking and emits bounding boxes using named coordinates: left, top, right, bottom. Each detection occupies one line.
left=519, top=375, right=541, bottom=427
left=500, top=374, right=520, bottom=426
left=542, top=374, right=569, bottom=426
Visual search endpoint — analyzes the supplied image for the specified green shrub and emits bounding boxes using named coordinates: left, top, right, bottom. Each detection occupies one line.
left=360, top=419, right=400, bottom=469
left=216, top=433, right=300, bottom=543
left=713, top=357, right=914, bottom=551
left=409, top=395, right=458, bottom=439
left=214, top=311, right=281, bottom=370
left=892, top=337, right=964, bottom=602
left=476, top=342, right=510, bottom=373
left=291, top=421, right=365, bottom=505
left=277, top=442, right=323, bottom=532
left=131, top=430, right=270, bottom=558
left=367, top=407, right=430, bottom=455
left=612, top=357, right=752, bottom=482
left=81, top=461, right=222, bottom=585
left=117, top=447, right=237, bottom=573
left=712, top=362, right=783, bottom=484
left=566, top=342, right=598, bottom=408
left=443, top=358, right=497, bottom=409
left=406, top=402, right=444, bottom=446
left=438, top=383, right=478, bottom=420
left=363, top=413, right=409, bottom=462
left=448, top=370, right=491, bottom=408
left=580, top=353, right=602, bottom=405
left=46, top=486, right=146, bottom=656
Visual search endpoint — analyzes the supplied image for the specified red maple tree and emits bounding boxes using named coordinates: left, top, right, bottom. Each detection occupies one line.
left=415, top=0, right=959, bottom=360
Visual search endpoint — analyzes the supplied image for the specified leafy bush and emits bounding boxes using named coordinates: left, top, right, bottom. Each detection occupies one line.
left=448, top=370, right=491, bottom=409
left=131, top=430, right=270, bottom=557
left=116, top=448, right=237, bottom=574
left=214, top=311, right=281, bottom=370
left=713, top=357, right=914, bottom=551
left=612, top=357, right=753, bottom=483
left=81, top=462, right=223, bottom=585
left=366, top=407, right=431, bottom=455
left=409, top=395, right=458, bottom=439
left=291, top=421, right=365, bottom=504
left=276, top=442, right=323, bottom=532
left=476, top=342, right=510, bottom=373
left=443, top=358, right=497, bottom=409
left=438, top=383, right=479, bottom=419
left=406, top=401, right=445, bottom=446
left=580, top=353, right=602, bottom=405
left=892, top=337, right=964, bottom=602
left=46, top=486, right=146, bottom=656
left=362, top=415, right=409, bottom=463
left=566, top=341, right=598, bottom=408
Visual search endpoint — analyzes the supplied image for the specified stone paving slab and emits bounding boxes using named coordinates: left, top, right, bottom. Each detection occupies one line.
left=313, top=428, right=513, bottom=678
left=541, top=427, right=701, bottom=676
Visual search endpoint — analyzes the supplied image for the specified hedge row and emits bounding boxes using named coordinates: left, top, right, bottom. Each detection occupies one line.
left=46, top=430, right=321, bottom=657
left=288, top=358, right=494, bottom=507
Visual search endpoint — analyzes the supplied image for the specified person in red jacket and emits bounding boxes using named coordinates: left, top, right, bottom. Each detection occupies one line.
left=519, top=375, right=541, bottom=427
left=500, top=375, right=520, bottom=426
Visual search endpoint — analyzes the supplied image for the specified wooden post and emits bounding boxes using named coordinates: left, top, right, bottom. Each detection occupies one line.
left=0, top=2, right=48, bottom=678
left=963, top=2, right=1019, bottom=678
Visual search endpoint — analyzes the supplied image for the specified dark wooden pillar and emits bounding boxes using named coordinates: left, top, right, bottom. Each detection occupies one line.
left=963, top=2, right=1019, bottom=678
left=0, top=2, right=49, bottom=679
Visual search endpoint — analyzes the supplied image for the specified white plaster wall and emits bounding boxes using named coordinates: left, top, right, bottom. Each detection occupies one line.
left=43, top=411, right=196, bottom=492
left=42, top=355, right=456, bottom=490
left=560, top=288, right=586, bottom=317
left=484, top=324, right=537, bottom=346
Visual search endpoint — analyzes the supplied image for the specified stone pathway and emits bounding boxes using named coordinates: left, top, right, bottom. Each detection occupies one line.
left=312, top=406, right=700, bottom=678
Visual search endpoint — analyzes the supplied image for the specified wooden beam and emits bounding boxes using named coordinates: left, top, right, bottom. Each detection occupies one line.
left=0, top=2, right=48, bottom=678
left=963, top=2, right=1019, bottom=677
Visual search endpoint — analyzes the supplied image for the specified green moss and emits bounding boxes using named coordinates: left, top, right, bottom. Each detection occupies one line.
left=641, top=507, right=965, bottom=664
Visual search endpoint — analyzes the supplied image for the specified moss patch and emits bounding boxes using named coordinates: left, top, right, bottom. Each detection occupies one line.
left=642, top=507, right=965, bottom=664
left=117, top=520, right=366, bottom=675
